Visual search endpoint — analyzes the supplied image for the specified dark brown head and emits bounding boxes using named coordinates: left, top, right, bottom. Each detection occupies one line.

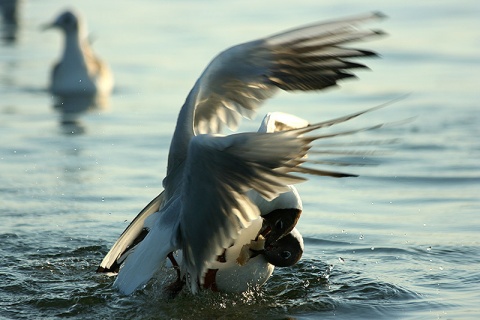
left=262, top=208, right=302, bottom=247
left=263, top=228, right=304, bottom=267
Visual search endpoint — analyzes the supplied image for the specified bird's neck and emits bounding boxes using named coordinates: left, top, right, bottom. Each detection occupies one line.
left=61, top=30, right=87, bottom=66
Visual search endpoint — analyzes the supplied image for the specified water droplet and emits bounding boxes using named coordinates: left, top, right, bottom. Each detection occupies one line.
left=371, top=247, right=375, bottom=250
left=322, top=265, right=334, bottom=280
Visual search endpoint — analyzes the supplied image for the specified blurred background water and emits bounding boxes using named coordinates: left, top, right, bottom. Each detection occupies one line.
left=1, top=0, right=479, bottom=319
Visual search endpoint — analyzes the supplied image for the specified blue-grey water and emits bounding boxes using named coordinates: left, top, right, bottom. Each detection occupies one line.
left=1, top=0, right=479, bottom=319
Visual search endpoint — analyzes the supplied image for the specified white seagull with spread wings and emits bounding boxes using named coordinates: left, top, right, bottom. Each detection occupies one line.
left=97, top=12, right=386, bottom=295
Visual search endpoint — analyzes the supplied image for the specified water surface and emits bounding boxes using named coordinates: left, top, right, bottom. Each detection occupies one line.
left=1, top=0, right=479, bottom=319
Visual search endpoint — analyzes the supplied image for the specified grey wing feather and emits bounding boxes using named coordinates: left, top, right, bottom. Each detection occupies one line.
left=192, top=12, right=385, bottom=134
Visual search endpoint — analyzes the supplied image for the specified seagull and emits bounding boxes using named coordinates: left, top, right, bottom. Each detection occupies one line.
left=43, top=9, right=113, bottom=98
left=97, top=12, right=386, bottom=295
left=167, top=112, right=308, bottom=295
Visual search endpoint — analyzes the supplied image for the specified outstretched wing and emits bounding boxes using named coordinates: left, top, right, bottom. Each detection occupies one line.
left=192, top=12, right=385, bottom=134
left=165, top=12, right=385, bottom=195
left=96, top=191, right=166, bottom=273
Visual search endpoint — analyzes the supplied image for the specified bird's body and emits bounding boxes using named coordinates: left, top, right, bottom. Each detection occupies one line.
left=97, top=12, right=386, bottom=296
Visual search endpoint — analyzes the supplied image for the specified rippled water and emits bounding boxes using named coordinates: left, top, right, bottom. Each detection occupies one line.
left=1, top=0, right=479, bottom=319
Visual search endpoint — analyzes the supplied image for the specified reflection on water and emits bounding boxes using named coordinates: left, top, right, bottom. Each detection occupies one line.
left=53, top=92, right=110, bottom=134
left=0, top=0, right=20, bottom=43
left=60, top=120, right=86, bottom=135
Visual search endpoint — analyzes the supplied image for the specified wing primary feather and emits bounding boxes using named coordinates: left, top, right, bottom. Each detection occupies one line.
left=188, top=12, right=385, bottom=136
left=97, top=191, right=165, bottom=273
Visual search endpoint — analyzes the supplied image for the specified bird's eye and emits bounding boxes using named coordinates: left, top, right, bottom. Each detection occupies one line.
left=281, top=251, right=291, bottom=259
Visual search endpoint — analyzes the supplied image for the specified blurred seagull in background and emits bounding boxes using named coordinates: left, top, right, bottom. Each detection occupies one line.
left=0, top=0, right=22, bottom=42
left=43, top=9, right=113, bottom=97
left=97, top=12, right=387, bottom=296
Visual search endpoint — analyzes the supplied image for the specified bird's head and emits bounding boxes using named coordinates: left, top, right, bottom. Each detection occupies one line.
left=42, top=10, right=82, bottom=34
left=262, top=228, right=304, bottom=267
